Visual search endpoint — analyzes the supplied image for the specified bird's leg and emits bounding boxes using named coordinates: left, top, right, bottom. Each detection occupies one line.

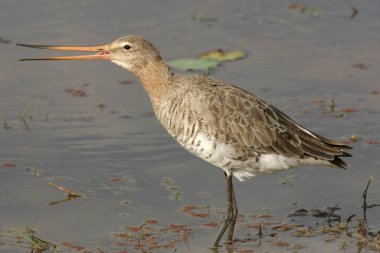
left=212, top=172, right=235, bottom=248
left=226, top=176, right=238, bottom=245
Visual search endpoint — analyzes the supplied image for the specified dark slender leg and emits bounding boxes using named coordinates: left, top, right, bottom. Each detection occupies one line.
left=227, top=179, right=238, bottom=245
left=212, top=172, right=237, bottom=248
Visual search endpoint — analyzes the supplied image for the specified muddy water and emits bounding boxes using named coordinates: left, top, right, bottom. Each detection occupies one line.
left=1, top=0, right=379, bottom=252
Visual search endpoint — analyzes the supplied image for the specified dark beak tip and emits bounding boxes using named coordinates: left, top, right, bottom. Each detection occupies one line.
left=16, top=43, right=29, bottom=47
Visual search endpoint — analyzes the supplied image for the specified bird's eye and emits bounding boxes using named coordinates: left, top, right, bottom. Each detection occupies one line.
left=123, top=44, right=131, bottom=50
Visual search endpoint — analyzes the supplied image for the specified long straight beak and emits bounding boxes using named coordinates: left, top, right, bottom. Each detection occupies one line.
left=17, top=43, right=111, bottom=61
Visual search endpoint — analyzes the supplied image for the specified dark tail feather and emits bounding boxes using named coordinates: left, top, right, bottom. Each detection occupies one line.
left=339, top=151, right=352, bottom=157
left=330, top=155, right=349, bottom=169
left=316, top=135, right=353, bottom=150
left=324, top=140, right=352, bottom=169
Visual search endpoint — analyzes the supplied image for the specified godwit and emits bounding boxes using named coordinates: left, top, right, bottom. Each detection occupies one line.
left=17, top=35, right=351, bottom=247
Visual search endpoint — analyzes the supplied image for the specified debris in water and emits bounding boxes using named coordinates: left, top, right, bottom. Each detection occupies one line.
left=350, top=6, right=359, bottom=19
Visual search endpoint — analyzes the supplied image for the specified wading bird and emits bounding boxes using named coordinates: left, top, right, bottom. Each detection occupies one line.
left=18, top=35, right=351, bottom=247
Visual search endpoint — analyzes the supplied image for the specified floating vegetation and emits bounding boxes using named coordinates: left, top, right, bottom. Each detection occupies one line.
left=65, top=88, right=87, bottom=97
left=180, top=204, right=210, bottom=219
left=311, top=97, right=359, bottom=118
left=106, top=174, right=141, bottom=194
left=119, top=80, right=134, bottom=85
left=1, top=116, right=11, bottom=130
left=291, top=227, right=313, bottom=238
left=8, top=227, right=57, bottom=253
left=113, top=217, right=191, bottom=251
left=329, top=96, right=335, bottom=113
left=161, top=177, right=184, bottom=201
left=279, top=174, right=306, bottom=189
left=192, top=13, right=217, bottom=23
left=170, top=191, right=183, bottom=201
left=168, top=49, right=246, bottom=74
left=168, top=58, right=219, bottom=72
left=2, top=162, right=16, bottom=168
left=200, top=49, right=246, bottom=62
left=353, top=63, right=370, bottom=70
left=287, top=3, right=320, bottom=17
left=19, top=102, right=32, bottom=129
left=288, top=208, right=308, bottom=217
left=96, top=100, right=106, bottom=110
left=48, top=182, right=81, bottom=205
left=25, top=166, right=43, bottom=176
left=61, top=241, right=85, bottom=251
left=0, top=36, right=11, bottom=44
left=48, top=182, right=81, bottom=198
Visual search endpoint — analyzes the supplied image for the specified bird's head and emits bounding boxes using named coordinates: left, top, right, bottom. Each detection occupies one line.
left=17, top=35, right=163, bottom=73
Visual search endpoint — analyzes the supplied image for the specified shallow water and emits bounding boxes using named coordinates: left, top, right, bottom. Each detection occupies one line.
left=1, top=1, right=379, bottom=252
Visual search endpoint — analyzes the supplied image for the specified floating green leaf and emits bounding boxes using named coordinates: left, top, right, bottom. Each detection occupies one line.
left=0, top=36, right=10, bottom=44
left=309, top=7, right=320, bottom=17
left=168, top=58, right=219, bottom=71
left=193, top=13, right=217, bottom=22
left=200, top=49, right=246, bottom=62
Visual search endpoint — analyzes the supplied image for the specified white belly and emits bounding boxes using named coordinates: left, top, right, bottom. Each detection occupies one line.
left=177, top=133, right=330, bottom=182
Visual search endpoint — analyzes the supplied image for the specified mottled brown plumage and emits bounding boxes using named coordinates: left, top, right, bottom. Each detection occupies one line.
left=18, top=35, right=352, bottom=247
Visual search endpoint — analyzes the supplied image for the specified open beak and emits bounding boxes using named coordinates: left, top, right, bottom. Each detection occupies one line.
left=17, top=43, right=111, bottom=61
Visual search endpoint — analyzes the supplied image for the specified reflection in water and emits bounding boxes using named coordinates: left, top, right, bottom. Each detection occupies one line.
left=47, top=182, right=81, bottom=206
left=48, top=196, right=80, bottom=206
left=361, top=176, right=380, bottom=226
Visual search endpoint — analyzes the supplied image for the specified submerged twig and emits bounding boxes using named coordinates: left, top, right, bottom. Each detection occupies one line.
left=329, top=97, right=335, bottom=113
left=361, top=176, right=380, bottom=225
left=350, top=6, right=359, bottom=19
left=20, top=227, right=57, bottom=253
left=257, top=223, right=262, bottom=247
left=327, top=203, right=341, bottom=227
left=258, top=223, right=262, bottom=238
left=48, top=182, right=81, bottom=198
left=2, top=116, right=11, bottom=131
left=19, top=102, right=31, bottom=130
left=345, top=214, right=356, bottom=235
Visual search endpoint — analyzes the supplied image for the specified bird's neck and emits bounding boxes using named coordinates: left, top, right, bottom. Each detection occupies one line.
left=135, top=60, right=173, bottom=107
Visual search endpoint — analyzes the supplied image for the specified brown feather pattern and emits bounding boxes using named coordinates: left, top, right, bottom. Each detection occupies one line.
left=151, top=74, right=351, bottom=173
